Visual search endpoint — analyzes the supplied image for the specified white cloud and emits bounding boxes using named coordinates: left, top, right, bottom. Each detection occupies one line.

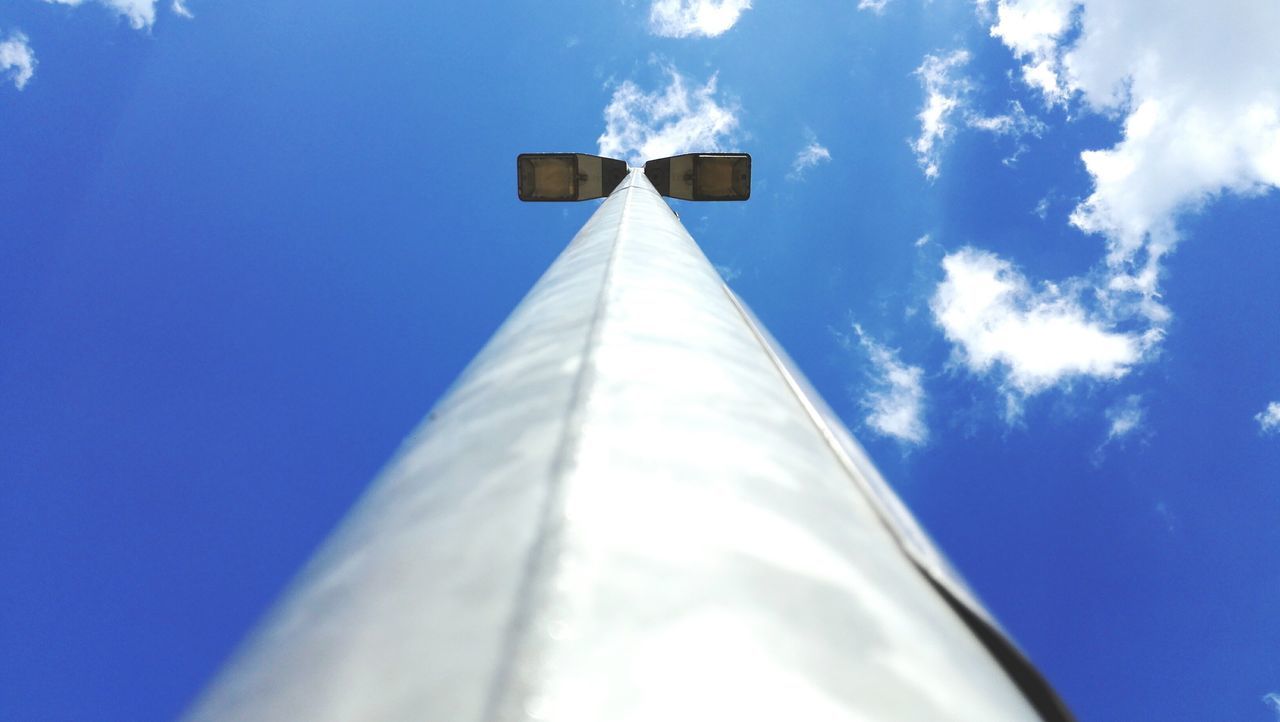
left=911, top=50, right=969, bottom=179
left=45, top=0, right=160, bottom=30
left=989, top=0, right=1280, bottom=297
left=597, top=66, right=741, bottom=166
left=987, top=0, right=1076, bottom=102
left=0, top=31, right=36, bottom=90
left=1265, top=692, right=1280, bottom=718
left=912, top=51, right=1048, bottom=178
left=788, top=138, right=831, bottom=181
left=1033, top=196, right=1050, bottom=219
left=1105, top=394, right=1144, bottom=441
left=857, top=0, right=891, bottom=14
left=649, top=0, right=751, bottom=38
left=1257, top=402, right=1280, bottom=435
left=1092, top=394, right=1146, bottom=464
left=968, top=100, right=1047, bottom=138
left=933, top=0, right=1280, bottom=409
left=930, top=248, right=1156, bottom=402
left=854, top=325, right=928, bottom=445
left=969, top=99, right=1047, bottom=167
left=9, top=1, right=191, bottom=93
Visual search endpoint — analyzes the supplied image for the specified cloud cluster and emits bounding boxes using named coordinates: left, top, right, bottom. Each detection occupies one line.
left=929, top=1, right=1280, bottom=413
left=854, top=326, right=928, bottom=445
left=931, top=248, right=1155, bottom=403
left=649, top=0, right=751, bottom=38
left=1257, top=403, right=1280, bottom=436
left=0, top=31, right=35, bottom=90
left=788, top=138, right=831, bottom=181
left=991, top=0, right=1280, bottom=293
left=597, top=67, right=740, bottom=166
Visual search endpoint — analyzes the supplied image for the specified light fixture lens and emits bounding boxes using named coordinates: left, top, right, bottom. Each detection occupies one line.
left=642, top=153, right=751, bottom=201
left=518, top=154, right=578, bottom=201
left=517, top=153, right=628, bottom=202
left=693, top=154, right=750, bottom=201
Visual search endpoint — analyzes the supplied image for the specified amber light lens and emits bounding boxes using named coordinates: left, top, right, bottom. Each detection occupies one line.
left=643, top=153, right=751, bottom=202
left=693, top=154, right=750, bottom=201
left=518, top=154, right=578, bottom=201
left=517, top=153, right=628, bottom=202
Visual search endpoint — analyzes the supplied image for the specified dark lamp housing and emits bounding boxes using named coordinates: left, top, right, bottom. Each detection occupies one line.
left=517, top=153, right=628, bottom=202
left=643, top=153, right=751, bottom=201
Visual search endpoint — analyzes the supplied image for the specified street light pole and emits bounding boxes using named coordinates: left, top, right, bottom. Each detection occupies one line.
left=185, top=169, right=1070, bottom=721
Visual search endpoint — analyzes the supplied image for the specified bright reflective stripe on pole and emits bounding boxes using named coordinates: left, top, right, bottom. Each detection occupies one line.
left=185, top=171, right=1045, bottom=721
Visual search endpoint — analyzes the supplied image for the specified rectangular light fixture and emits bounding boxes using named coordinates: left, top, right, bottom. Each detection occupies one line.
left=517, top=153, right=628, bottom=202
left=643, top=153, right=751, bottom=201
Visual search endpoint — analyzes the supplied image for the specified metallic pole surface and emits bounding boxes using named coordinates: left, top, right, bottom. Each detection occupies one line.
left=185, top=170, right=1067, bottom=721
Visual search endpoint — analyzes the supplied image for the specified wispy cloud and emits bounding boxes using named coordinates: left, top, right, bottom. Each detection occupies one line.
left=1264, top=692, right=1280, bottom=718
left=597, top=65, right=741, bottom=166
left=930, top=247, right=1157, bottom=411
left=913, top=51, right=1049, bottom=178
left=0, top=31, right=35, bottom=90
left=911, top=50, right=970, bottom=180
left=857, top=0, right=892, bottom=14
left=967, top=101, right=1046, bottom=138
left=1092, top=395, right=1147, bottom=464
left=8, top=1, right=191, bottom=94
left=1105, top=395, right=1146, bottom=442
left=854, top=325, right=928, bottom=445
left=968, top=99, right=1047, bottom=166
left=44, top=0, right=161, bottom=30
left=1257, top=402, right=1280, bottom=435
left=788, top=136, right=831, bottom=181
left=714, top=263, right=742, bottom=282
left=1034, top=195, right=1050, bottom=219
left=648, top=0, right=751, bottom=38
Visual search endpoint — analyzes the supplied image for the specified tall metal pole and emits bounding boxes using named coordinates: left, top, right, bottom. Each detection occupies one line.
left=185, top=170, right=1070, bottom=721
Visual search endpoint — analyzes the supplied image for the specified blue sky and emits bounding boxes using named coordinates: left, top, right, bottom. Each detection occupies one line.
left=1, top=0, right=1278, bottom=720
